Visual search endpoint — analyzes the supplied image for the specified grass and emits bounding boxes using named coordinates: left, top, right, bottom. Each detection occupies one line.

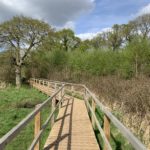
left=0, top=85, right=136, bottom=150
left=0, top=85, right=51, bottom=150
left=85, top=97, right=135, bottom=150
left=94, top=106, right=134, bottom=150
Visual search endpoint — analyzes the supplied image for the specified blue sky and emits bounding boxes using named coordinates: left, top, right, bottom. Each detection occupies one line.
left=0, top=0, right=150, bottom=39
left=75, top=0, right=150, bottom=39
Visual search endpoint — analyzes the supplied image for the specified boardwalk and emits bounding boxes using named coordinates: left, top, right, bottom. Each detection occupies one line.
left=32, top=82, right=54, bottom=96
left=0, top=78, right=146, bottom=150
left=44, top=96, right=99, bottom=150
left=32, top=81, right=100, bottom=150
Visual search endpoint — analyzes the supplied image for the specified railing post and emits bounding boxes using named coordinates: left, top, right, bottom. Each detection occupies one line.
left=59, top=90, right=62, bottom=109
left=62, top=85, right=64, bottom=104
left=54, top=83, right=57, bottom=99
left=84, top=89, right=89, bottom=113
left=48, top=82, right=50, bottom=88
left=55, top=83, right=57, bottom=91
left=91, top=100, right=96, bottom=129
left=34, top=104, right=41, bottom=150
left=71, top=85, right=74, bottom=99
left=104, top=115, right=110, bottom=150
left=71, top=85, right=74, bottom=92
left=51, top=97, right=56, bottom=126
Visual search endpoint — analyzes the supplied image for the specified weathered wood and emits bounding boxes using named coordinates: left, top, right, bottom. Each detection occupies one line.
left=71, top=85, right=74, bottom=100
left=34, top=105, right=41, bottom=150
left=0, top=83, right=65, bottom=149
left=84, top=89, right=89, bottom=113
left=55, top=83, right=57, bottom=92
left=29, top=94, right=66, bottom=150
left=48, top=82, right=50, bottom=88
left=85, top=98, right=112, bottom=150
left=91, top=100, right=96, bottom=129
left=31, top=78, right=146, bottom=150
left=62, top=85, right=64, bottom=104
left=104, top=115, right=110, bottom=150
left=51, top=97, right=56, bottom=126
left=44, top=97, right=100, bottom=150
left=59, top=90, right=62, bottom=109
left=84, top=85, right=147, bottom=150
left=0, top=78, right=147, bottom=150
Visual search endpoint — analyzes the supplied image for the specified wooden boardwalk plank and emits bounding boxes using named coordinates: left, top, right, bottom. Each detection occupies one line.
left=31, top=82, right=100, bottom=150
left=44, top=96, right=100, bottom=150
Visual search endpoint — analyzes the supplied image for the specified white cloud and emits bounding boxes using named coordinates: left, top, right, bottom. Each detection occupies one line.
left=63, top=21, right=75, bottom=30
left=137, top=3, right=150, bottom=16
left=0, top=0, right=94, bottom=27
left=77, top=32, right=98, bottom=40
left=76, top=27, right=111, bottom=40
left=55, top=21, right=75, bottom=31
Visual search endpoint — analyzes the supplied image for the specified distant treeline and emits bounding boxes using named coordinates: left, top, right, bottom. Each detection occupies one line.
left=0, top=14, right=150, bottom=85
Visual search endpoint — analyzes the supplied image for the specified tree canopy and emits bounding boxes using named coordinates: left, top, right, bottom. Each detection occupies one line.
left=0, top=16, right=52, bottom=87
left=1, top=13, right=150, bottom=85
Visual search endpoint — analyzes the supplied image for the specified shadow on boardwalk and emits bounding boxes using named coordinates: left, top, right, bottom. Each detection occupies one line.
left=44, top=97, right=74, bottom=150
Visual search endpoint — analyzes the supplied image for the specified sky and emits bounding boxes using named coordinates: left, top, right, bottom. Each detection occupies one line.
left=0, top=0, right=150, bottom=40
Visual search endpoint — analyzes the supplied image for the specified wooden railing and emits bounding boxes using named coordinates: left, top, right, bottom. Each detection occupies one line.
left=0, top=78, right=147, bottom=150
left=0, top=79, right=66, bottom=150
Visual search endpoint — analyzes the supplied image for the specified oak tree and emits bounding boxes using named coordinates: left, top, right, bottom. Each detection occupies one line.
left=0, top=16, right=51, bottom=88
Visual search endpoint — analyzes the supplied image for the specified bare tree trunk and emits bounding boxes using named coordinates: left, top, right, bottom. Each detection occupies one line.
left=15, top=65, right=21, bottom=88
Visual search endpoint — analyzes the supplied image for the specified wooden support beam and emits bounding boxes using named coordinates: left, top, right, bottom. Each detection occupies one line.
left=51, top=97, right=56, bottom=127
left=59, top=91, right=61, bottom=109
left=84, top=89, right=89, bottom=113
left=48, top=82, right=50, bottom=88
left=55, top=83, right=57, bottom=92
left=62, top=86, right=64, bottom=104
left=34, top=104, right=41, bottom=150
left=104, top=115, right=110, bottom=150
left=71, top=85, right=74, bottom=91
left=71, top=85, right=74, bottom=99
left=91, top=100, right=96, bottom=129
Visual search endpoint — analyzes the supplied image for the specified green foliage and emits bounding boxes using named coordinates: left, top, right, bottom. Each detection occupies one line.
left=27, top=49, right=68, bottom=78
left=56, top=29, right=81, bottom=51
left=95, top=107, right=134, bottom=150
left=1, top=14, right=150, bottom=82
left=125, top=38, right=150, bottom=76
left=0, top=15, right=52, bottom=87
left=0, top=86, right=49, bottom=150
left=28, top=37, right=150, bottom=79
left=0, top=51, right=15, bottom=82
left=50, top=49, right=68, bottom=68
